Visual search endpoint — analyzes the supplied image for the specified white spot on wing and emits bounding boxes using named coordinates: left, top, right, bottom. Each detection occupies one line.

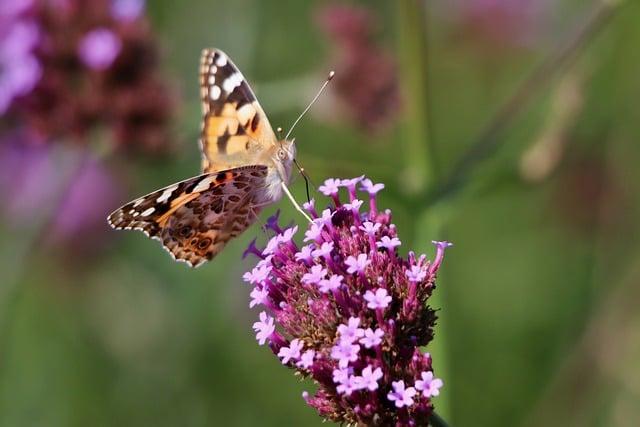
left=215, top=53, right=227, bottom=67
left=141, top=207, right=155, bottom=217
left=133, top=199, right=144, bottom=207
left=210, top=86, right=221, bottom=100
left=237, top=104, right=255, bottom=125
left=222, top=72, right=243, bottom=94
left=156, top=185, right=178, bottom=203
left=193, top=176, right=214, bottom=193
left=208, top=75, right=215, bottom=85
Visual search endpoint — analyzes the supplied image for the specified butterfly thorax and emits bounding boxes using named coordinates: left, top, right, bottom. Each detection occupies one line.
left=257, top=139, right=296, bottom=205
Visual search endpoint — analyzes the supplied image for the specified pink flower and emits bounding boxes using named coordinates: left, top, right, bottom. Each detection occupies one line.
left=304, top=222, right=324, bottom=242
left=405, top=265, right=427, bottom=283
left=319, top=178, right=342, bottom=196
left=377, top=236, right=401, bottom=250
left=415, top=371, right=444, bottom=398
left=359, top=221, right=381, bottom=236
left=278, top=339, right=304, bottom=364
left=279, top=225, right=298, bottom=244
left=302, top=264, right=327, bottom=285
left=345, top=253, right=370, bottom=274
left=337, top=317, right=364, bottom=343
left=331, top=340, right=360, bottom=368
left=344, top=198, right=363, bottom=213
left=360, top=178, right=384, bottom=195
left=312, top=241, right=334, bottom=259
left=77, top=28, right=121, bottom=70
left=318, top=274, right=343, bottom=293
left=359, top=327, right=384, bottom=348
left=242, top=264, right=271, bottom=285
left=364, top=288, right=392, bottom=310
left=252, top=312, right=275, bottom=345
left=387, top=380, right=417, bottom=408
left=111, top=0, right=145, bottom=21
left=294, top=245, right=314, bottom=262
left=332, top=367, right=351, bottom=384
left=336, top=374, right=360, bottom=396
left=356, top=365, right=383, bottom=391
left=249, top=286, right=269, bottom=308
left=297, top=349, right=316, bottom=369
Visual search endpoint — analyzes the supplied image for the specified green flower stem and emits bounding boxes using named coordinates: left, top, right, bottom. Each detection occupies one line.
left=396, top=0, right=435, bottom=195
left=396, top=1, right=451, bottom=424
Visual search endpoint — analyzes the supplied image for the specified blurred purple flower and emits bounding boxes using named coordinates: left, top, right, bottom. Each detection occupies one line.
left=110, top=0, right=145, bottom=21
left=3, top=0, right=176, bottom=154
left=316, top=4, right=401, bottom=133
left=0, top=133, right=121, bottom=248
left=78, top=28, right=122, bottom=70
left=0, top=16, right=42, bottom=114
left=50, top=156, right=121, bottom=241
left=452, top=0, right=551, bottom=48
left=0, top=133, right=56, bottom=224
left=243, top=176, right=451, bottom=425
left=0, top=0, right=34, bottom=18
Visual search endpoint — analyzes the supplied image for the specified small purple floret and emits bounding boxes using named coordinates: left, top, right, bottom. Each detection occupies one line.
left=278, top=338, right=304, bottom=364
left=360, top=327, right=384, bottom=348
left=253, top=312, right=275, bottom=346
left=377, top=235, right=401, bottom=250
left=387, top=380, right=417, bottom=408
left=318, top=178, right=341, bottom=196
left=111, top=0, right=145, bottom=21
left=357, top=365, right=383, bottom=391
left=415, top=371, right=444, bottom=398
left=337, top=317, right=365, bottom=343
left=360, top=178, right=384, bottom=195
left=318, top=274, right=343, bottom=293
left=302, top=264, right=327, bottom=286
left=249, top=286, right=269, bottom=308
left=78, top=28, right=122, bottom=70
left=364, top=288, right=392, bottom=310
left=345, top=253, right=370, bottom=274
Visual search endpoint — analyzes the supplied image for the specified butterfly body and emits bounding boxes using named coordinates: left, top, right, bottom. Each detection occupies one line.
left=108, top=48, right=297, bottom=267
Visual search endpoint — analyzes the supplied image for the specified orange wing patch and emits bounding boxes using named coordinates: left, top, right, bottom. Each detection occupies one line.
left=198, top=49, right=276, bottom=172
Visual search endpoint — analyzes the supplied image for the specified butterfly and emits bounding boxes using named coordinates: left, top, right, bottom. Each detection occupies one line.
left=108, top=48, right=310, bottom=268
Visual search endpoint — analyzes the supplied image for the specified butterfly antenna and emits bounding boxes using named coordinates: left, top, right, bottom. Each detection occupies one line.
left=284, top=71, right=335, bottom=141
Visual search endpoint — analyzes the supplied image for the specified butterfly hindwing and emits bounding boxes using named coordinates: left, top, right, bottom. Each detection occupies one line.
left=198, top=48, right=277, bottom=173
left=108, top=165, right=269, bottom=267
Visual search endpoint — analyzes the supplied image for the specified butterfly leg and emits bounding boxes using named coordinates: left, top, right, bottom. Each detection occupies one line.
left=281, top=182, right=312, bottom=223
left=248, top=204, right=269, bottom=234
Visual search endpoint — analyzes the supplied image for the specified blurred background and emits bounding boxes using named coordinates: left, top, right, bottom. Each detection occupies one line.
left=1, top=0, right=639, bottom=425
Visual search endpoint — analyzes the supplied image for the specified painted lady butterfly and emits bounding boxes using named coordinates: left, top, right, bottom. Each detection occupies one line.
left=108, top=49, right=311, bottom=267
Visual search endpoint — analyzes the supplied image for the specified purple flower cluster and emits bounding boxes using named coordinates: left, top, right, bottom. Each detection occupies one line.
left=0, top=0, right=42, bottom=114
left=1, top=0, right=175, bottom=154
left=316, top=4, right=401, bottom=133
left=451, top=0, right=551, bottom=49
left=244, top=176, right=449, bottom=425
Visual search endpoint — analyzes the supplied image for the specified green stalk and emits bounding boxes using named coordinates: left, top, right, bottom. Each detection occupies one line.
left=396, top=0, right=435, bottom=195
left=396, top=1, right=452, bottom=422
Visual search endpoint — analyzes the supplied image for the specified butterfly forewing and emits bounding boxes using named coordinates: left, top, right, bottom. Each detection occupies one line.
left=108, top=165, right=269, bottom=267
left=199, top=49, right=277, bottom=173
